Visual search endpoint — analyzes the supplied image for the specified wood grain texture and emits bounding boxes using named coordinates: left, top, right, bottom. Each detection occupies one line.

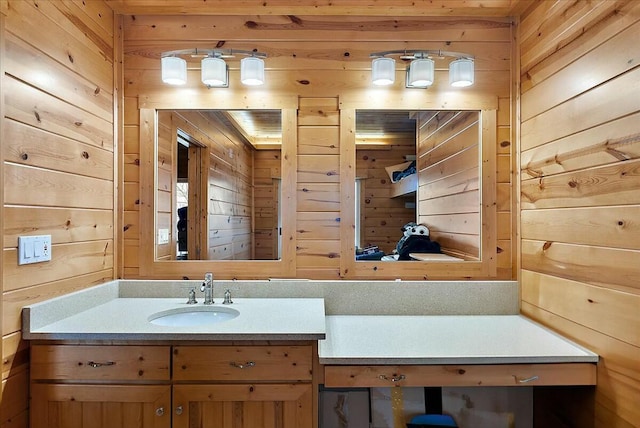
left=5, top=0, right=113, bottom=90
left=173, top=383, right=312, bottom=428
left=519, top=3, right=640, bottom=426
left=31, top=345, right=170, bottom=381
left=1, top=333, right=28, bottom=381
left=30, top=384, right=171, bottom=428
left=325, top=363, right=596, bottom=388
left=108, top=1, right=522, bottom=17
left=0, top=371, right=29, bottom=427
left=2, top=6, right=116, bottom=426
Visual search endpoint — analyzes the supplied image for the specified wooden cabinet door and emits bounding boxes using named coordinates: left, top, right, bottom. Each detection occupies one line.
left=173, top=383, right=313, bottom=428
left=30, top=384, right=171, bottom=428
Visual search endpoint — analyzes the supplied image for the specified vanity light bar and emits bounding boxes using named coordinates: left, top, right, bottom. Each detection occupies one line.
left=369, top=49, right=475, bottom=88
left=160, top=48, right=267, bottom=87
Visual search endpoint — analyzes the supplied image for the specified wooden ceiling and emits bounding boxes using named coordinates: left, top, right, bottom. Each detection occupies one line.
left=106, top=0, right=533, bottom=17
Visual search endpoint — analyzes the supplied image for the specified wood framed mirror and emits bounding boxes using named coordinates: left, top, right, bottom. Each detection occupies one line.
left=137, top=94, right=298, bottom=279
left=337, top=96, right=498, bottom=280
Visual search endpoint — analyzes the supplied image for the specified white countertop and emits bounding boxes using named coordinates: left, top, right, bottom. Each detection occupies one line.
left=23, top=297, right=327, bottom=341
left=22, top=280, right=598, bottom=366
left=319, top=315, right=598, bottom=365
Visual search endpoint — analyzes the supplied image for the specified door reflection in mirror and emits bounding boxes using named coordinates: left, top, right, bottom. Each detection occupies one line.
left=156, top=110, right=282, bottom=261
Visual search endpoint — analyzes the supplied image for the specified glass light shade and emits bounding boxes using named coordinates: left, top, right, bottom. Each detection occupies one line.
left=161, top=56, right=187, bottom=85
left=201, top=57, right=228, bottom=87
left=449, top=58, right=474, bottom=87
left=371, top=57, right=395, bottom=86
left=407, top=58, right=434, bottom=87
left=241, top=57, right=265, bottom=86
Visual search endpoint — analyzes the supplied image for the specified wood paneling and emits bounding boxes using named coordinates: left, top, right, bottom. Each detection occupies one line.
left=296, top=98, right=341, bottom=276
left=417, top=110, right=481, bottom=259
left=1, top=3, right=115, bottom=425
left=519, top=2, right=640, bottom=426
left=107, top=1, right=523, bottom=17
left=356, top=139, right=415, bottom=254
left=123, top=12, right=511, bottom=280
left=0, top=9, right=5, bottom=426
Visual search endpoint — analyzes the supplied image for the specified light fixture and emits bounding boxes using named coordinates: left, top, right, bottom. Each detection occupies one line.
left=449, top=58, right=475, bottom=87
left=201, top=55, right=228, bottom=87
left=161, top=56, right=187, bottom=85
left=160, top=49, right=267, bottom=88
left=371, top=57, right=396, bottom=85
left=370, top=50, right=474, bottom=89
left=240, top=57, right=265, bottom=86
left=407, top=57, right=434, bottom=88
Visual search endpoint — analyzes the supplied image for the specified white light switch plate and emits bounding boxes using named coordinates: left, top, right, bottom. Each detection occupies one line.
left=18, top=235, right=52, bottom=265
left=157, top=228, right=170, bottom=245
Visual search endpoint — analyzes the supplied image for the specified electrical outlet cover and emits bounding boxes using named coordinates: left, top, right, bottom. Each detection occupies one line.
left=18, top=235, right=52, bottom=265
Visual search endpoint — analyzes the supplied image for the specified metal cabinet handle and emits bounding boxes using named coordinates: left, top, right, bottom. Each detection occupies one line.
left=379, top=374, right=406, bottom=382
left=230, top=361, right=256, bottom=369
left=175, top=405, right=183, bottom=416
left=155, top=407, right=164, bottom=417
left=515, top=375, right=539, bottom=384
left=87, top=361, right=115, bottom=368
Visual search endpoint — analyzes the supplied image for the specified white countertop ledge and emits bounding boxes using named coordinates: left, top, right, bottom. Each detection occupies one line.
left=23, top=297, right=327, bottom=341
left=319, top=315, right=598, bottom=365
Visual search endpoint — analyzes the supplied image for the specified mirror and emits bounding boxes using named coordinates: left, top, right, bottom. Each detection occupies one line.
left=355, top=110, right=481, bottom=263
left=155, top=110, right=282, bottom=261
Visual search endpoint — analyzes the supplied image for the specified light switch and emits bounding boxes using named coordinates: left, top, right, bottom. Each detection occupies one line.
left=23, top=240, right=34, bottom=259
left=18, top=235, right=52, bottom=265
left=34, top=241, right=43, bottom=257
left=157, top=228, right=170, bottom=245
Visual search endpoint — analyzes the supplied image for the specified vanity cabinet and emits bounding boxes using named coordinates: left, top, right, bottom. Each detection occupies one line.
left=30, top=343, right=315, bottom=428
left=30, top=344, right=172, bottom=428
left=172, top=345, right=314, bottom=428
left=30, top=384, right=172, bottom=428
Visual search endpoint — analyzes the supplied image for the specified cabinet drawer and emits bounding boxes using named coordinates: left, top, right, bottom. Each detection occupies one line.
left=173, top=345, right=313, bottom=382
left=324, top=363, right=597, bottom=387
left=31, top=345, right=171, bottom=381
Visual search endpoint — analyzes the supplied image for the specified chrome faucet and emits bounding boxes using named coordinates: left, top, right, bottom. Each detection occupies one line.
left=200, top=272, right=214, bottom=305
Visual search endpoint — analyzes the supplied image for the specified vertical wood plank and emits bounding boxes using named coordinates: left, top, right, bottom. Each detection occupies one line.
left=281, top=108, right=298, bottom=276
left=481, top=109, right=498, bottom=276
left=0, top=13, right=6, bottom=416
left=340, top=108, right=356, bottom=278
left=138, top=108, right=156, bottom=276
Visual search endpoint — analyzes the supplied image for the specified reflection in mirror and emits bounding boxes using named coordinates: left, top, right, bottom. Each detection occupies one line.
left=156, top=110, right=282, bottom=261
left=355, top=110, right=481, bottom=262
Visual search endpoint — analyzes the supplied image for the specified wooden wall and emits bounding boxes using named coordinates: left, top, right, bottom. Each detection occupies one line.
left=518, top=1, right=640, bottom=427
left=121, top=14, right=514, bottom=280
left=0, top=1, right=116, bottom=425
left=416, top=110, right=481, bottom=260
left=356, top=139, right=415, bottom=254
left=253, top=149, right=280, bottom=260
left=156, top=110, right=174, bottom=260
left=1, top=2, right=637, bottom=427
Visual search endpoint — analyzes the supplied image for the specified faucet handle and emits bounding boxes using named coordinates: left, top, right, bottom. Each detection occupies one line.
left=186, top=288, right=197, bottom=304
left=223, top=289, right=233, bottom=305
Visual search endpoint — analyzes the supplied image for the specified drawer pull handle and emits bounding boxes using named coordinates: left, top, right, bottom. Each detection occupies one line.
left=155, top=407, right=164, bottom=417
left=87, top=361, right=115, bottom=368
left=379, top=374, right=406, bottom=382
left=230, top=361, right=256, bottom=369
left=175, top=405, right=183, bottom=416
left=515, top=375, right=539, bottom=384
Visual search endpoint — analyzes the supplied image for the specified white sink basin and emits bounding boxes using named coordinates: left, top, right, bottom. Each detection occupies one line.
left=148, top=306, right=239, bottom=327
